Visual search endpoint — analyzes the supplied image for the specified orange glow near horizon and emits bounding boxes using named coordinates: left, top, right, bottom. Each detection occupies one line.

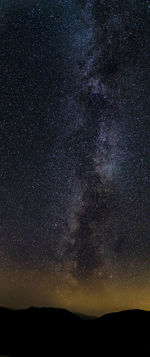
left=1, top=266, right=150, bottom=317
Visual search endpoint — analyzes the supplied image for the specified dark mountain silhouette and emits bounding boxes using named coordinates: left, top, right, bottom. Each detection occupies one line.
left=0, top=307, right=149, bottom=356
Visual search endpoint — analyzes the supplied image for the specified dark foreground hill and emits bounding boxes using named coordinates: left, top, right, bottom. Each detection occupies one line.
left=0, top=307, right=149, bottom=355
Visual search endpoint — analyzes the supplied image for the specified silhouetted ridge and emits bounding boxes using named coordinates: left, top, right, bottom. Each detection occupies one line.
left=0, top=306, right=149, bottom=355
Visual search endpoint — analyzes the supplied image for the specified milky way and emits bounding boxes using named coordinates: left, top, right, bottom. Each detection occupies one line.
left=0, top=0, right=150, bottom=314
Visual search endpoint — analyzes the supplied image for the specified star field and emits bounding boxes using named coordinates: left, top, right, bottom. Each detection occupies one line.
left=0, top=0, right=150, bottom=315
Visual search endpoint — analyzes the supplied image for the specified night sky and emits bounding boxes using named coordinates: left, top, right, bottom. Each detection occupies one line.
left=0, top=0, right=150, bottom=316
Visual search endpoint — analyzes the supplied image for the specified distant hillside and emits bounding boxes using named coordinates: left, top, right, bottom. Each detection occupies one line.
left=0, top=307, right=149, bottom=355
